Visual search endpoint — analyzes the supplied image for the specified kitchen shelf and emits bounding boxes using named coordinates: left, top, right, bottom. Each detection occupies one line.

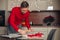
left=8, top=10, right=60, bottom=13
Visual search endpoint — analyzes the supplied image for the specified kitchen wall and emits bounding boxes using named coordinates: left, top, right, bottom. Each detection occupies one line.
left=7, top=0, right=60, bottom=11
left=0, top=0, right=60, bottom=10
left=0, top=0, right=6, bottom=10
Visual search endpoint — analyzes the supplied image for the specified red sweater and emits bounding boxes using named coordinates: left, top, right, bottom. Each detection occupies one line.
left=8, top=7, right=30, bottom=32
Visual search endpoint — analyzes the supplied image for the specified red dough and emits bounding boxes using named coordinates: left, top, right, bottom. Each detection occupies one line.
left=28, top=32, right=44, bottom=38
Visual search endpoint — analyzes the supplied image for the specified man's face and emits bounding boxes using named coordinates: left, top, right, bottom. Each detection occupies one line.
left=21, top=7, right=28, bottom=14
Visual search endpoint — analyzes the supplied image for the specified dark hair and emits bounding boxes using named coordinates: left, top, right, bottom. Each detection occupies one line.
left=21, top=1, right=29, bottom=8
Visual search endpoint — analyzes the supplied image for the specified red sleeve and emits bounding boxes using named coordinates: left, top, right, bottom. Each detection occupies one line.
left=9, top=7, right=19, bottom=32
left=25, top=11, right=31, bottom=29
left=25, top=17, right=31, bottom=30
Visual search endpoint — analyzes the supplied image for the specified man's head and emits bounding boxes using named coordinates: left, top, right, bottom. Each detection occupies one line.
left=21, top=1, right=29, bottom=14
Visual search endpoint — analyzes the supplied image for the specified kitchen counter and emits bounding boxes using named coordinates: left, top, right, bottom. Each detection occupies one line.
left=0, top=34, right=44, bottom=40
left=0, top=27, right=59, bottom=40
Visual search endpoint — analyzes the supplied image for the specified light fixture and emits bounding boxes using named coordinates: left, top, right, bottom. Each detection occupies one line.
left=47, top=6, right=53, bottom=10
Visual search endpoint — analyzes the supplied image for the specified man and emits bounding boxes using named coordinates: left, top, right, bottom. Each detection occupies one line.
left=8, top=1, right=32, bottom=35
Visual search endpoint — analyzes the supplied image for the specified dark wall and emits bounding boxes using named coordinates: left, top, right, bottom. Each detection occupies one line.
left=0, top=10, right=5, bottom=26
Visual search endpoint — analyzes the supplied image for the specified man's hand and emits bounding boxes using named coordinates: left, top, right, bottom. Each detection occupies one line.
left=18, top=28, right=33, bottom=35
left=18, top=29, right=27, bottom=35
